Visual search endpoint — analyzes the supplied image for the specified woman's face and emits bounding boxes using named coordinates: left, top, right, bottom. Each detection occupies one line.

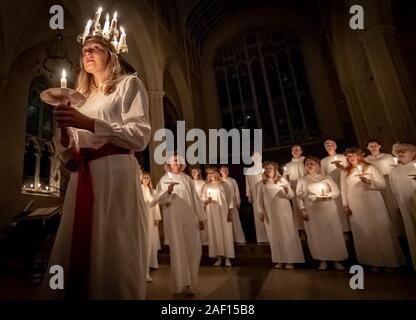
left=305, top=159, right=320, bottom=174
left=191, top=169, right=200, bottom=180
left=367, top=142, right=381, bottom=155
left=292, top=146, right=302, bottom=159
left=207, top=171, right=219, bottom=182
left=396, top=148, right=416, bottom=165
left=324, top=141, right=336, bottom=153
left=346, top=153, right=359, bottom=166
left=219, top=167, right=229, bottom=178
left=264, top=164, right=275, bottom=178
left=82, top=40, right=109, bottom=75
left=142, top=175, right=150, bottom=186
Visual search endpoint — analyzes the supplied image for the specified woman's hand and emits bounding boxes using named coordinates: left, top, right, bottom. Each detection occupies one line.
left=359, top=176, right=371, bottom=185
left=204, top=197, right=212, bottom=205
left=301, top=209, right=309, bottom=221
left=167, top=183, right=176, bottom=194
left=54, top=102, right=95, bottom=132
left=283, top=186, right=289, bottom=194
left=334, top=162, right=345, bottom=170
left=199, top=221, right=204, bottom=230
left=227, top=210, right=233, bottom=222
left=344, top=206, right=352, bottom=216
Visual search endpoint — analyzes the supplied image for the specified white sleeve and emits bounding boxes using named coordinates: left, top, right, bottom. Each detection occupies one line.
left=149, top=179, right=171, bottom=207
left=327, top=177, right=340, bottom=198
left=53, top=127, right=79, bottom=163
left=369, top=165, right=386, bottom=190
left=94, top=76, right=151, bottom=151
left=188, top=176, right=207, bottom=221
left=340, top=171, right=348, bottom=207
left=234, top=179, right=241, bottom=206
left=245, top=175, right=252, bottom=198
left=296, top=179, right=306, bottom=209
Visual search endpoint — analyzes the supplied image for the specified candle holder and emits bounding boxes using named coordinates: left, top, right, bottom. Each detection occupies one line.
left=330, top=160, right=342, bottom=165
left=40, top=88, right=86, bottom=108
left=163, top=182, right=179, bottom=185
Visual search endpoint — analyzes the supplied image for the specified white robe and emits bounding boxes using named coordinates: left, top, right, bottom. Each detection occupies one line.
left=45, top=75, right=151, bottom=299
left=223, top=177, right=246, bottom=244
left=257, top=179, right=305, bottom=264
left=245, top=173, right=268, bottom=243
left=151, top=173, right=206, bottom=293
left=142, top=186, right=162, bottom=269
left=341, top=165, right=406, bottom=267
left=366, top=153, right=405, bottom=236
left=193, top=179, right=209, bottom=245
left=284, top=157, right=306, bottom=230
left=320, top=154, right=351, bottom=232
left=201, top=182, right=235, bottom=258
left=296, top=175, right=348, bottom=261
left=389, top=160, right=416, bottom=270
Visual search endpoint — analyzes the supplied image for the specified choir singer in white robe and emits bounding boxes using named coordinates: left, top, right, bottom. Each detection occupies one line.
left=341, top=148, right=406, bottom=272
left=150, top=155, right=206, bottom=295
left=389, top=142, right=416, bottom=270
left=190, top=166, right=208, bottom=246
left=297, top=156, right=348, bottom=271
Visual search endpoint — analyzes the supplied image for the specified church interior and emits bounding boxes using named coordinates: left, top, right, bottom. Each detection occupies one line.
left=0, top=0, right=416, bottom=300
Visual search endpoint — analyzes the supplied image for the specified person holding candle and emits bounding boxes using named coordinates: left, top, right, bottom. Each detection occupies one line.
left=320, top=139, right=350, bottom=233
left=340, top=148, right=405, bottom=272
left=256, top=161, right=304, bottom=269
left=140, top=172, right=162, bottom=283
left=297, top=156, right=348, bottom=271
left=389, top=142, right=416, bottom=270
left=150, top=154, right=206, bottom=295
left=43, top=9, right=151, bottom=300
left=220, top=165, right=246, bottom=245
left=190, top=165, right=209, bottom=246
left=365, top=139, right=405, bottom=237
left=202, top=167, right=235, bottom=267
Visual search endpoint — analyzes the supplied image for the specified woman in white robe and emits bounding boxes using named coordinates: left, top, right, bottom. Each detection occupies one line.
left=141, top=172, right=162, bottom=282
left=190, top=166, right=208, bottom=246
left=202, top=167, right=235, bottom=267
left=45, top=34, right=151, bottom=299
left=220, top=165, right=246, bottom=245
left=297, top=156, right=348, bottom=271
left=341, top=148, right=406, bottom=271
left=257, top=161, right=305, bottom=269
left=365, top=139, right=404, bottom=236
left=389, top=143, right=416, bottom=270
left=150, top=155, right=206, bottom=295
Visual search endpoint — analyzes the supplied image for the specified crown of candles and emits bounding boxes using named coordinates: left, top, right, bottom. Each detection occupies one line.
left=77, top=7, right=128, bottom=55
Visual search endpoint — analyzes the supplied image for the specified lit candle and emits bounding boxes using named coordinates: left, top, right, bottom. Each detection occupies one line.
left=30, top=184, right=34, bottom=189
left=394, top=157, right=398, bottom=165
left=334, top=156, right=338, bottom=161
left=23, top=185, right=26, bottom=189
left=93, top=7, right=103, bottom=30
left=110, top=11, right=117, bottom=35
left=38, top=183, right=41, bottom=188
left=46, top=186, right=49, bottom=191
left=261, top=168, right=265, bottom=174
left=284, top=166, right=288, bottom=173
left=61, top=69, right=67, bottom=88
left=118, top=26, right=127, bottom=54
left=82, top=19, right=92, bottom=42
left=357, top=165, right=363, bottom=174
left=321, top=188, right=325, bottom=196
left=111, top=37, right=118, bottom=51
left=103, top=14, right=110, bottom=38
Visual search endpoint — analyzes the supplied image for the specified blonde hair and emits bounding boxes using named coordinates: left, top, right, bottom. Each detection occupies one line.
left=205, top=167, right=221, bottom=183
left=76, top=36, right=124, bottom=97
left=344, top=147, right=370, bottom=176
left=141, top=172, right=154, bottom=191
left=392, top=142, right=416, bottom=158
left=262, top=161, right=282, bottom=184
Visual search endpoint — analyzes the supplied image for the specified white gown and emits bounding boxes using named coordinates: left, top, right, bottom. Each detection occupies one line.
left=201, top=182, right=235, bottom=258
left=389, top=160, right=416, bottom=270
left=320, top=154, right=351, bottom=232
left=142, top=185, right=162, bottom=269
left=366, top=153, right=405, bottom=236
left=45, top=75, right=151, bottom=299
left=151, top=173, right=206, bottom=293
left=246, top=173, right=268, bottom=243
left=284, top=157, right=306, bottom=230
left=193, top=179, right=209, bottom=245
left=296, top=174, right=348, bottom=261
left=257, top=179, right=305, bottom=264
left=223, top=177, right=246, bottom=244
left=340, top=165, right=406, bottom=267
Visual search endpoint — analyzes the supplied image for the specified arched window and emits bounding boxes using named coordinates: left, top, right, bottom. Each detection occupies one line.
left=214, top=26, right=320, bottom=149
left=22, top=75, right=60, bottom=196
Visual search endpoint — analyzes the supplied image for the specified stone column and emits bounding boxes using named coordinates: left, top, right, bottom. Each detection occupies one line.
left=359, top=25, right=416, bottom=142
left=148, top=89, right=165, bottom=182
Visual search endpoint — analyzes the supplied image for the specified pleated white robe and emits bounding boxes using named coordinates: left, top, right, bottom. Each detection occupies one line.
left=389, top=160, right=416, bottom=270
left=142, top=186, right=162, bottom=269
left=257, top=180, right=305, bottom=264
left=44, top=75, right=151, bottom=299
left=246, top=174, right=268, bottom=243
left=223, top=177, right=246, bottom=244
left=284, top=157, right=306, bottom=230
left=202, top=182, right=235, bottom=258
left=341, top=165, right=406, bottom=267
left=151, top=173, right=206, bottom=293
left=297, top=175, right=348, bottom=261
left=321, top=154, right=351, bottom=232
left=193, top=179, right=209, bottom=245
left=366, top=153, right=405, bottom=236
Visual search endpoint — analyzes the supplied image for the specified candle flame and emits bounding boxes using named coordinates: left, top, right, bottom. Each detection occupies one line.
left=98, top=7, right=103, bottom=14
left=120, top=26, right=125, bottom=34
left=62, top=69, right=66, bottom=78
left=106, top=13, right=109, bottom=21
left=87, top=19, right=92, bottom=27
left=113, top=11, right=117, bottom=19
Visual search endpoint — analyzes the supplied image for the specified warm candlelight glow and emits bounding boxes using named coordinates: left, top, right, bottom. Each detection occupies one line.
left=394, top=157, right=398, bottom=165
left=334, top=156, right=338, bottom=161
left=357, top=165, right=363, bottom=174
left=30, top=184, right=34, bottom=189
left=38, top=183, right=41, bottom=188
left=61, top=69, right=67, bottom=88
left=46, top=186, right=49, bottom=191
left=118, top=26, right=127, bottom=54
left=103, top=13, right=110, bottom=37
left=93, top=7, right=103, bottom=30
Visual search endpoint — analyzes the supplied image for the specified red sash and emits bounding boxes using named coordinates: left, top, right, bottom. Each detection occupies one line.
left=64, top=143, right=131, bottom=299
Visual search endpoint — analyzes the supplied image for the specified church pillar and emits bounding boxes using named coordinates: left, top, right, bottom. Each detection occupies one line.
left=148, top=89, right=166, bottom=182
left=359, top=25, right=416, bottom=142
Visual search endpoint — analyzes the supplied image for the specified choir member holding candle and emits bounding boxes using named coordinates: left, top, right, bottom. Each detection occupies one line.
left=220, top=165, right=246, bottom=245
left=202, top=167, right=235, bottom=267
left=150, top=154, right=206, bottom=295
left=297, top=156, right=348, bottom=271
left=389, top=142, right=416, bottom=270
left=140, top=172, right=162, bottom=283
left=365, top=139, right=405, bottom=236
left=257, top=161, right=304, bottom=269
left=320, top=139, right=350, bottom=233
left=190, top=165, right=209, bottom=246
left=340, top=148, right=406, bottom=272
